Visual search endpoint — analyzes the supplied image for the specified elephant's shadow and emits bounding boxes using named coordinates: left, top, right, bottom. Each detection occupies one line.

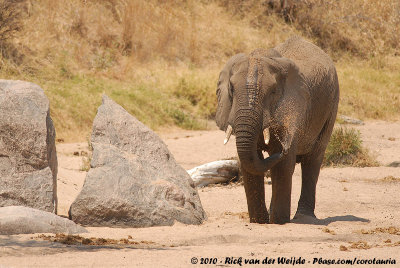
left=290, top=214, right=369, bottom=226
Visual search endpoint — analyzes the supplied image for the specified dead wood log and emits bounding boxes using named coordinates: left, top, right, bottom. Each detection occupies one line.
left=187, top=160, right=239, bottom=187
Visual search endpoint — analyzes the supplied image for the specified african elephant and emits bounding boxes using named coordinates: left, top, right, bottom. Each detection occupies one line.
left=216, top=36, right=339, bottom=224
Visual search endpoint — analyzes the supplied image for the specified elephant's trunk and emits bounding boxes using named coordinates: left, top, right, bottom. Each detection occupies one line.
left=235, top=108, right=282, bottom=176
left=234, top=57, right=283, bottom=175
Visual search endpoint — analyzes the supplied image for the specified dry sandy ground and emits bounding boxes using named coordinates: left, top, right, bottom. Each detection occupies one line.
left=1, top=121, right=400, bottom=267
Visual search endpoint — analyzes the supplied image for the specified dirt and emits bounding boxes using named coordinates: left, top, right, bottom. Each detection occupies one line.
left=34, top=234, right=155, bottom=247
left=0, top=120, right=400, bottom=267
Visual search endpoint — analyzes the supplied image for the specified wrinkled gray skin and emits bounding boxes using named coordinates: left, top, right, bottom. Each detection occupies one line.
left=216, top=36, right=339, bottom=224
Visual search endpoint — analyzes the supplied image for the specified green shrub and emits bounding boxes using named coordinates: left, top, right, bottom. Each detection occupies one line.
left=324, top=127, right=378, bottom=167
left=167, top=108, right=203, bottom=130
left=173, top=74, right=217, bottom=118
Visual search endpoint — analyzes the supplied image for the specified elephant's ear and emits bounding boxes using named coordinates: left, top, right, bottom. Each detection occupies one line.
left=262, top=56, right=310, bottom=149
left=215, top=53, right=246, bottom=131
left=264, top=56, right=309, bottom=105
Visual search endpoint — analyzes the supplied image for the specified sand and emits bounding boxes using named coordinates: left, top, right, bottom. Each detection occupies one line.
left=0, top=121, right=399, bottom=267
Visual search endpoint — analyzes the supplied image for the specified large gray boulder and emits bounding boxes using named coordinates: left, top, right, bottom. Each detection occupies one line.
left=0, top=206, right=87, bottom=235
left=0, top=80, right=57, bottom=213
left=69, top=95, right=206, bottom=227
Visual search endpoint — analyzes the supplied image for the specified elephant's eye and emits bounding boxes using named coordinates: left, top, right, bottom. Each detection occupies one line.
left=228, top=85, right=234, bottom=98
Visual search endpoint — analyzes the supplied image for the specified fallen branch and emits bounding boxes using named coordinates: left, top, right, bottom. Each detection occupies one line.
left=339, top=115, right=364, bottom=125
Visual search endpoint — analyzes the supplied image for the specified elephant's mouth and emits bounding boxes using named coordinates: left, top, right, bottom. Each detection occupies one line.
left=235, top=125, right=283, bottom=175
left=257, top=127, right=284, bottom=159
left=260, top=124, right=290, bottom=155
left=224, top=126, right=271, bottom=147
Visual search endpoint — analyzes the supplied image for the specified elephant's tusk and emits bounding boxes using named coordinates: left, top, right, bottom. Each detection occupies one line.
left=224, top=125, right=233, bottom=145
left=263, top=128, right=270, bottom=145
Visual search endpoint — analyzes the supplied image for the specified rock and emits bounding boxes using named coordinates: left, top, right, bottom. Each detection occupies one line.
left=0, top=80, right=57, bottom=213
left=0, top=206, right=87, bottom=235
left=69, top=95, right=206, bottom=227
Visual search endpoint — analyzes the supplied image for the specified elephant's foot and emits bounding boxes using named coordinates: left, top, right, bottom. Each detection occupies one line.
left=295, top=206, right=316, bottom=218
left=269, top=214, right=290, bottom=224
left=248, top=209, right=269, bottom=224
left=292, top=212, right=325, bottom=225
left=293, top=207, right=317, bottom=224
left=269, top=207, right=290, bottom=224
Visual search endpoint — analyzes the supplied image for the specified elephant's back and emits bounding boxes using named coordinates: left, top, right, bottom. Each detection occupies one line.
left=276, top=36, right=337, bottom=86
left=276, top=36, right=339, bottom=104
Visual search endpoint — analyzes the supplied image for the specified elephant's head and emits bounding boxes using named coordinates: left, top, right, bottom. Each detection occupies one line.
left=216, top=49, right=308, bottom=175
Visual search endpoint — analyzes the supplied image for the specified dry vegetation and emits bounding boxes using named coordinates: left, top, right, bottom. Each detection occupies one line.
left=359, top=226, right=400, bottom=235
left=381, top=176, right=400, bottom=182
left=323, top=127, right=379, bottom=167
left=0, top=0, right=399, bottom=141
left=289, top=0, right=400, bottom=58
left=35, top=233, right=155, bottom=246
left=217, top=0, right=400, bottom=57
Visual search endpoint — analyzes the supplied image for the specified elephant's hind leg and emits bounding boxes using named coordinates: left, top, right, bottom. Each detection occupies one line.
left=295, top=115, right=336, bottom=219
left=295, top=154, right=324, bottom=218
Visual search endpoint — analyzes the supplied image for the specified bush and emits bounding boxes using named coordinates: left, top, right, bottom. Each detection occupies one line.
left=289, top=0, right=400, bottom=57
left=0, top=0, right=24, bottom=44
left=217, top=0, right=400, bottom=58
left=323, top=127, right=378, bottom=167
left=173, top=75, right=216, bottom=118
left=0, top=0, right=26, bottom=67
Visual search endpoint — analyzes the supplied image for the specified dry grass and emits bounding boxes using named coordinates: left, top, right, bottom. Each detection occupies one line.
left=0, top=0, right=26, bottom=68
left=0, top=0, right=399, bottom=141
left=360, top=227, right=400, bottom=235
left=322, top=227, right=336, bottom=235
left=381, top=176, right=400, bottom=183
left=343, top=238, right=400, bottom=251
left=342, top=240, right=400, bottom=251
left=292, top=0, right=400, bottom=58
left=223, top=211, right=249, bottom=220
left=80, top=154, right=92, bottom=172
left=35, top=233, right=155, bottom=246
left=337, top=57, right=400, bottom=121
left=217, top=0, right=400, bottom=57
left=0, top=0, right=24, bottom=44
left=1, top=0, right=295, bottom=141
left=11, top=0, right=293, bottom=73
left=349, top=241, right=372, bottom=250
left=323, top=127, right=379, bottom=167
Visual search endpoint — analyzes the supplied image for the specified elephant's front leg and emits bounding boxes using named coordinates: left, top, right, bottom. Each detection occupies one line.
left=270, top=153, right=296, bottom=224
left=242, top=168, right=269, bottom=224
